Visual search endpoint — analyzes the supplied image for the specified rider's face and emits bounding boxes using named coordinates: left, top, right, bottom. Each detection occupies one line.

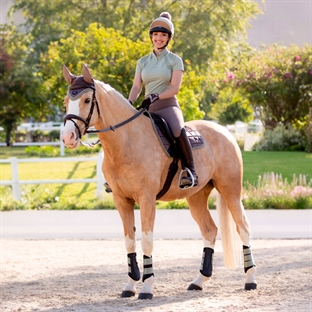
left=152, top=32, right=169, bottom=49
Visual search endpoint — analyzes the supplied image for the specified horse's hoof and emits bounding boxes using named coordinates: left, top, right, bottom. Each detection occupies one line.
left=138, top=293, right=153, bottom=300
left=187, top=283, right=202, bottom=291
left=245, top=283, right=257, bottom=290
left=120, top=290, right=135, bottom=298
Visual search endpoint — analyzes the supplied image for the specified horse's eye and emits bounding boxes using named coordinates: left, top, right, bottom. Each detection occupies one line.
left=85, top=98, right=91, bottom=104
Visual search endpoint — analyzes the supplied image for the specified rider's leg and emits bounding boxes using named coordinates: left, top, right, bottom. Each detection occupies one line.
left=150, top=103, right=198, bottom=188
left=175, top=128, right=199, bottom=187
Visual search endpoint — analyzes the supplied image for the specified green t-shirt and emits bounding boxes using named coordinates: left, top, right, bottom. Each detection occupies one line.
left=135, top=48, right=184, bottom=96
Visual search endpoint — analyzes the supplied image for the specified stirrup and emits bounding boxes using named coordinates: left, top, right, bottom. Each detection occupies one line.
left=178, top=168, right=196, bottom=189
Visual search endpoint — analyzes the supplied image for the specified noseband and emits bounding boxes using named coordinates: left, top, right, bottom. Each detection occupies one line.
left=63, top=87, right=100, bottom=139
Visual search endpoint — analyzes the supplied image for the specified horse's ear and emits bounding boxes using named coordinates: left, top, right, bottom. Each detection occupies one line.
left=63, top=65, right=75, bottom=84
left=82, top=64, right=94, bottom=84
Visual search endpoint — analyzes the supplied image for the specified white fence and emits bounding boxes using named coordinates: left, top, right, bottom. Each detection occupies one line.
left=0, top=123, right=66, bottom=155
left=0, top=154, right=105, bottom=200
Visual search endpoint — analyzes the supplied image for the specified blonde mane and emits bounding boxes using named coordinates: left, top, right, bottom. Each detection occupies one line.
left=94, top=79, right=134, bottom=110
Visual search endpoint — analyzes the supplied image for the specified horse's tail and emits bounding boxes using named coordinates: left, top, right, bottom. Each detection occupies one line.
left=216, top=192, right=242, bottom=269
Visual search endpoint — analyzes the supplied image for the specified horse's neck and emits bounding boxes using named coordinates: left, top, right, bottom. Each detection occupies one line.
left=94, top=81, right=149, bottom=157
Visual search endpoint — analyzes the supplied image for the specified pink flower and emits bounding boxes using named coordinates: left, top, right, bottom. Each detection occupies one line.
left=249, top=72, right=255, bottom=78
left=227, top=72, right=235, bottom=79
left=309, top=70, right=312, bottom=75
left=284, top=72, right=292, bottom=78
left=273, top=68, right=279, bottom=74
left=290, top=186, right=312, bottom=197
left=295, top=55, right=301, bottom=62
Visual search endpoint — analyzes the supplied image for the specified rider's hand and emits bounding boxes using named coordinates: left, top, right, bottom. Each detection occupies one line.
left=140, top=94, right=159, bottom=109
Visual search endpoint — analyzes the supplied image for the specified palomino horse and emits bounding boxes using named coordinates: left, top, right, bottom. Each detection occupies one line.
left=61, top=64, right=257, bottom=299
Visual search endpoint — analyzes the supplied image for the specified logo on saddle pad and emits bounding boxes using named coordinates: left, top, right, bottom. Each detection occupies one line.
left=146, top=112, right=205, bottom=158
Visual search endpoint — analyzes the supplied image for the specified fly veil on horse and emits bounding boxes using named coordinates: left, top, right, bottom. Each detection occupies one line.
left=61, top=64, right=257, bottom=299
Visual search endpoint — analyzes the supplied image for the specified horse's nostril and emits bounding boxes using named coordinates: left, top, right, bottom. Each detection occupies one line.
left=70, top=131, right=76, bottom=141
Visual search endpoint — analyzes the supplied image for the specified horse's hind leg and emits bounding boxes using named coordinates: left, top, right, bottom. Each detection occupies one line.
left=186, top=183, right=217, bottom=291
left=113, top=195, right=140, bottom=298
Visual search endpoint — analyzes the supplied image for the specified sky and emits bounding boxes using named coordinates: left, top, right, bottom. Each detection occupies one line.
left=247, top=0, right=311, bottom=48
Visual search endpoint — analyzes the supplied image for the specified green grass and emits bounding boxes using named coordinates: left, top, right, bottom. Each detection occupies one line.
left=0, top=149, right=100, bottom=206
left=0, top=146, right=28, bottom=158
left=0, top=147, right=311, bottom=210
left=1, top=149, right=311, bottom=188
left=242, top=151, right=312, bottom=186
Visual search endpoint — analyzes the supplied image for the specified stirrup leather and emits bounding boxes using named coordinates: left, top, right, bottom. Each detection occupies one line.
left=178, top=168, right=196, bottom=189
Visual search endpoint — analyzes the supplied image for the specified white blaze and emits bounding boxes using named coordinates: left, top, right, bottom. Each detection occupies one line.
left=62, top=99, right=81, bottom=146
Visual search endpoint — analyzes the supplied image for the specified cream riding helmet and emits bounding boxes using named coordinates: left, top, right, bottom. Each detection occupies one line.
left=149, top=14, right=174, bottom=49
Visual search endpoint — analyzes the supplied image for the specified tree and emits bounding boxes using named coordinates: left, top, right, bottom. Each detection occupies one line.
left=2, top=0, right=261, bottom=140
left=41, top=24, right=205, bottom=120
left=10, top=0, right=261, bottom=73
left=231, top=44, right=312, bottom=129
left=209, top=87, right=252, bottom=124
left=0, top=25, right=48, bottom=145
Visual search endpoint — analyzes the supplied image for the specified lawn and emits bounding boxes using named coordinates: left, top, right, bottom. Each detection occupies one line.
left=242, top=151, right=312, bottom=185
left=0, top=148, right=100, bottom=206
left=0, top=147, right=311, bottom=209
left=1, top=148, right=311, bottom=187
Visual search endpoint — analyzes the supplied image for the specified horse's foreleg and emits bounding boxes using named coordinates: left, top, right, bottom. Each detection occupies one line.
left=114, top=196, right=139, bottom=298
left=138, top=201, right=156, bottom=299
left=186, top=186, right=217, bottom=291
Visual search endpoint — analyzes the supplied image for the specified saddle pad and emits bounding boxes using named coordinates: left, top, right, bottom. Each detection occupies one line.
left=185, top=126, right=205, bottom=149
left=151, top=119, right=205, bottom=158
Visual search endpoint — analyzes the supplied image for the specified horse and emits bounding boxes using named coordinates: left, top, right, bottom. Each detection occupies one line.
left=61, top=64, right=257, bottom=299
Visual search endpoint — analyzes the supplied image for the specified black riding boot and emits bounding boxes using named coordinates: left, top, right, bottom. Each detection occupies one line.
left=176, top=128, right=198, bottom=188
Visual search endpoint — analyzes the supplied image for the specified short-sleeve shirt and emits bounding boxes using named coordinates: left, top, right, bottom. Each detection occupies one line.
left=135, top=48, right=184, bottom=96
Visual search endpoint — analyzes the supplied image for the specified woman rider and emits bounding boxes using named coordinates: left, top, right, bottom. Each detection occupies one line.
left=128, top=12, right=198, bottom=188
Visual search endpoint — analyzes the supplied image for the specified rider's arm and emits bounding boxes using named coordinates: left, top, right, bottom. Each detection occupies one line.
left=158, top=70, right=183, bottom=100
left=128, top=73, right=142, bottom=104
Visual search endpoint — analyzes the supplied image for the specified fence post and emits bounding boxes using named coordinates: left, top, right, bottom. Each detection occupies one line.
left=11, top=157, right=21, bottom=200
left=60, top=124, right=65, bottom=156
left=96, top=152, right=104, bottom=197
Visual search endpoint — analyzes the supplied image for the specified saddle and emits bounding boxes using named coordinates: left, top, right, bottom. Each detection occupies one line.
left=145, top=112, right=205, bottom=199
left=145, top=112, right=205, bottom=158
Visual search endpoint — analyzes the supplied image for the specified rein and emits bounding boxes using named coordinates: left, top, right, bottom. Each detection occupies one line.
left=63, top=87, right=147, bottom=146
left=86, top=107, right=147, bottom=134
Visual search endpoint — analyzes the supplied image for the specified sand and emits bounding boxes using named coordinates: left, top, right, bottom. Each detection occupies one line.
left=1, top=239, right=311, bottom=311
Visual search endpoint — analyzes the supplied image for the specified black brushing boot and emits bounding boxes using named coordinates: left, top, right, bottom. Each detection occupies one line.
left=176, top=128, right=199, bottom=188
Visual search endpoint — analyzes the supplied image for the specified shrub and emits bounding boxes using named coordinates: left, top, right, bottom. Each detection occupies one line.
left=243, top=172, right=312, bottom=209
left=252, top=124, right=305, bottom=151
left=25, top=144, right=102, bottom=157
left=1, top=173, right=310, bottom=210
left=25, top=146, right=60, bottom=157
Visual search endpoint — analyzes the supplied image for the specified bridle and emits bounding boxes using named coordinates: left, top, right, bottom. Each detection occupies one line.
left=63, top=86, right=147, bottom=146
left=64, top=87, right=100, bottom=140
